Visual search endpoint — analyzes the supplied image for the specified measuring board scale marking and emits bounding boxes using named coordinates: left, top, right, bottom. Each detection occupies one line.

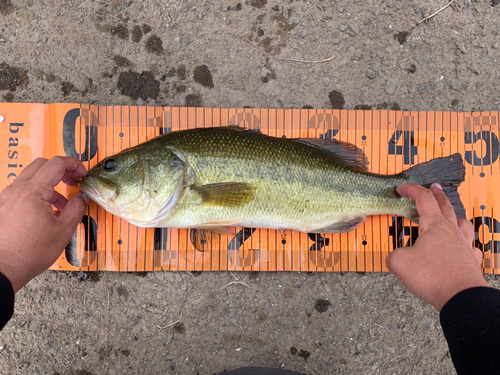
left=0, top=104, right=498, bottom=273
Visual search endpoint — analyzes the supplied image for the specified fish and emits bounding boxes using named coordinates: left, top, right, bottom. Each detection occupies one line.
left=78, top=126, right=466, bottom=234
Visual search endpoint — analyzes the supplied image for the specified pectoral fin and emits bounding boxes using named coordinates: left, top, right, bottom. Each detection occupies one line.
left=194, top=182, right=255, bottom=207
left=312, top=215, right=366, bottom=233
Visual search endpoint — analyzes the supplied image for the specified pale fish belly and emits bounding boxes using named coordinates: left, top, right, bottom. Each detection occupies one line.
left=157, top=171, right=413, bottom=233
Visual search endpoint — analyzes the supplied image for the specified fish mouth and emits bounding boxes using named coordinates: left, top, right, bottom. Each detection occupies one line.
left=79, top=176, right=119, bottom=202
left=79, top=176, right=100, bottom=197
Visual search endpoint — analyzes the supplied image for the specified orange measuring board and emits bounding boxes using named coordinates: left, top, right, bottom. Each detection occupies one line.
left=0, top=103, right=499, bottom=273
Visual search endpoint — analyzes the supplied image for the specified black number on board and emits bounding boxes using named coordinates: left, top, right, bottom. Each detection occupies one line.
left=62, top=108, right=98, bottom=161
left=308, top=233, right=330, bottom=251
left=388, top=217, right=419, bottom=249
left=472, top=216, right=500, bottom=253
left=319, top=128, right=339, bottom=139
left=228, top=228, right=256, bottom=251
left=227, top=228, right=257, bottom=268
left=388, top=130, right=418, bottom=165
left=65, top=215, right=98, bottom=267
left=154, top=228, right=169, bottom=250
left=464, top=131, right=500, bottom=166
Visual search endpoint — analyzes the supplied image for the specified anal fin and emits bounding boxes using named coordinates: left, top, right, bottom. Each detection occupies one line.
left=312, top=215, right=366, bottom=233
left=197, top=226, right=237, bottom=235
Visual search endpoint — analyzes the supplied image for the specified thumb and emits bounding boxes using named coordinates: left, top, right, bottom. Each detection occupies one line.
left=57, top=191, right=88, bottom=232
left=385, top=250, right=398, bottom=273
left=473, top=247, right=484, bottom=266
left=385, top=248, right=409, bottom=280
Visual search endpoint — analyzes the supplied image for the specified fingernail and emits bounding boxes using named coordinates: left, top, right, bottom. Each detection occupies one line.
left=431, top=183, right=443, bottom=191
left=82, top=192, right=90, bottom=204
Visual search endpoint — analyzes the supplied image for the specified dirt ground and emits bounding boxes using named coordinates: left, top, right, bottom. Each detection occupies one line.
left=1, top=0, right=499, bottom=374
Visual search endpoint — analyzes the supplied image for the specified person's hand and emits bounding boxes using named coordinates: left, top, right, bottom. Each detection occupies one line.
left=386, top=183, right=489, bottom=311
left=0, top=156, right=89, bottom=293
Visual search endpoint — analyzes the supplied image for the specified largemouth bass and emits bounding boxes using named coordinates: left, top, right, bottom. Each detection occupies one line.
left=79, top=126, right=465, bottom=233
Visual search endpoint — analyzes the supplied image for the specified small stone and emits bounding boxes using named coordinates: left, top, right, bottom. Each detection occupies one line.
left=412, top=4, right=420, bottom=14
left=339, top=24, right=348, bottom=32
left=28, top=320, right=40, bottom=331
left=455, top=40, right=468, bottom=54
left=298, top=350, right=310, bottom=359
left=181, top=36, right=191, bottom=47
left=369, top=327, right=379, bottom=337
left=367, top=70, right=376, bottom=79
left=298, top=26, right=308, bottom=38
left=468, top=62, right=480, bottom=75
left=60, top=53, right=74, bottom=67
left=421, top=315, right=435, bottom=330
left=337, top=1, right=347, bottom=12
left=314, top=299, right=331, bottom=313
left=447, top=79, right=462, bottom=91
left=349, top=23, right=360, bottom=34
left=417, top=83, right=427, bottom=92
left=385, top=79, right=397, bottom=95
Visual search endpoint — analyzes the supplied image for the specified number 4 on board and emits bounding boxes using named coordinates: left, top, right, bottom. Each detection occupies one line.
left=388, top=130, right=418, bottom=165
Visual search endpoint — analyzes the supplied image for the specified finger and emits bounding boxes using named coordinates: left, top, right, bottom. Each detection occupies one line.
left=472, top=247, right=483, bottom=266
left=31, top=156, right=87, bottom=189
left=385, top=251, right=394, bottom=270
left=458, top=219, right=474, bottom=243
left=61, top=172, right=81, bottom=186
left=50, top=190, right=68, bottom=211
left=15, top=158, right=48, bottom=182
left=57, top=191, right=89, bottom=232
left=396, top=184, right=442, bottom=222
left=385, top=250, right=414, bottom=289
left=386, top=248, right=408, bottom=274
left=429, top=184, right=457, bottom=223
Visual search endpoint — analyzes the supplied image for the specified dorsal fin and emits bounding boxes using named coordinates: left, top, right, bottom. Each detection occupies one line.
left=291, top=138, right=369, bottom=171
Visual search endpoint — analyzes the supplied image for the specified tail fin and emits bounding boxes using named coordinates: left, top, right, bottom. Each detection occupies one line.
left=402, top=153, right=466, bottom=219
left=442, top=185, right=466, bottom=220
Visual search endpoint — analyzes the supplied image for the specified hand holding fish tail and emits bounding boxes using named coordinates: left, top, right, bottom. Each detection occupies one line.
left=386, top=183, right=488, bottom=311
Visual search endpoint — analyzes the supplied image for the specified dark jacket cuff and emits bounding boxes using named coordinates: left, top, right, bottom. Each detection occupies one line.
left=440, top=286, right=500, bottom=375
left=0, top=272, right=14, bottom=331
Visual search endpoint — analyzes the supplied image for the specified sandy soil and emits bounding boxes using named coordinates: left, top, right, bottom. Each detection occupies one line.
left=0, top=0, right=499, bottom=374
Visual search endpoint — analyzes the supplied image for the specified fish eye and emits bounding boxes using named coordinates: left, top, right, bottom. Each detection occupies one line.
left=104, top=158, right=116, bottom=171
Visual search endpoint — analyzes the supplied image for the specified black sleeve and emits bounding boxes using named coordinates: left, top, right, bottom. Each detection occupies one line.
left=0, top=272, right=14, bottom=331
left=440, top=286, right=500, bottom=375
